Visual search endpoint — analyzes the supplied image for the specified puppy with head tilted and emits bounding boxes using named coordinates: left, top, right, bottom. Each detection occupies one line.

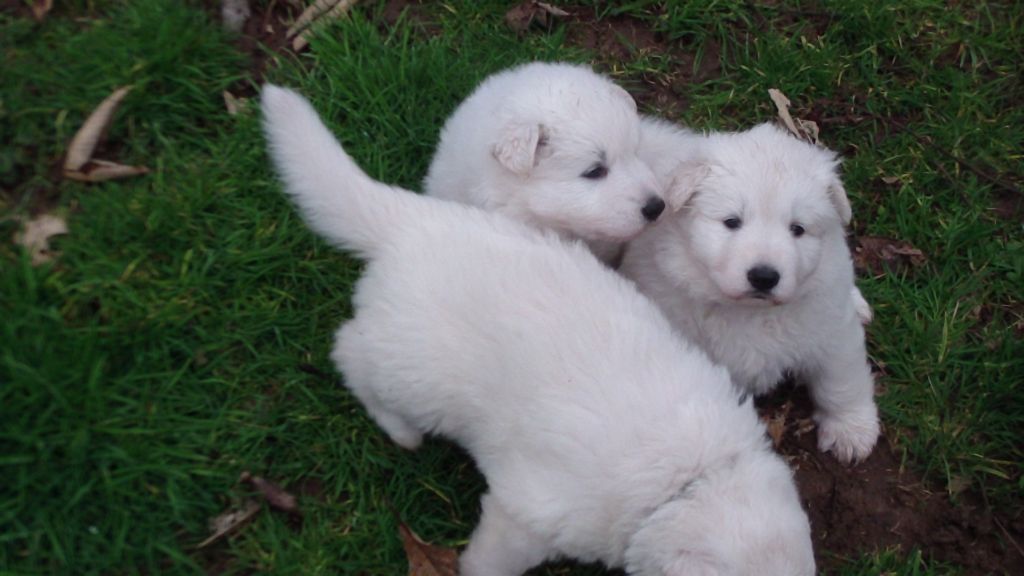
left=262, top=85, right=815, bottom=576
left=424, top=61, right=666, bottom=264
left=622, top=119, right=880, bottom=463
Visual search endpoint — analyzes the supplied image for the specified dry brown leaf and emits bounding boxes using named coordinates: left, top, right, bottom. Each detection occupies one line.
left=62, top=86, right=149, bottom=182
left=291, top=0, right=358, bottom=51
left=65, top=159, right=150, bottom=182
left=796, top=117, right=820, bottom=146
left=761, top=400, right=792, bottom=449
left=852, top=236, right=927, bottom=276
left=196, top=500, right=261, bottom=549
left=240, top=471, right=299, bottom=513
left=64, top=86, right=132, bottom=172
left=767, top=89, right=799, bottom=136
left=881, top=175, right=901, bottom=185
left=538, top=2, right=569, bottom=17
left=31, top=0, right=53, bottom=21
left=14, top=214, right=68, bottom=266
left=767, top=88, right=820, bottom=146
left=793, top=418, right=817, bottom=438
left=398, top=523, right=458, bottom=576
left=286, top=0, right=341, bottom=38
left=505, top=1, right=570, bottom=33
left=223, top=91, right=247, bottom=116
left=764, top=414, right=786, bottom=448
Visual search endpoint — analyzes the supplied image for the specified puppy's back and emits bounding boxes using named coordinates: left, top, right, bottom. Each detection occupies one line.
left=332, top=206, right=759, bottom=553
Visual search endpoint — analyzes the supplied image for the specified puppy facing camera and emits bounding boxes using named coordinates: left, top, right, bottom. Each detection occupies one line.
left=424, top=61, right=665, bottom=264
left=262, top=85, right=815, bottom=576
left=624, top=120, right=880, bottom=463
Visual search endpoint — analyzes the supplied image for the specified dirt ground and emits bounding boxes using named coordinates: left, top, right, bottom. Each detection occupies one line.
left=220, top=1, right=1023, bottom=573
left=758, top=384, right=1023, bottom=574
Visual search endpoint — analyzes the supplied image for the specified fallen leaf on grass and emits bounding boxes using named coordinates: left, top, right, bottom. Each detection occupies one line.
left=852, top=236, right=927, bottom=276
left=290, top=0, right=359, bottom=52
left=64, top=86, right=132, bottom=172
left=64, top=159, right=149, bottom=182
left=768, top=88, right=820, bottom=146
left=240, top=471, right=299, bottom=513
left=13, top=214, right=68, bottom=265
left=31, top=0, right=53, bottom=21
left=196, top=500, right=261, bottom=549
left=505, top=1, right=570, bottom=33
left=286, top=0, right=340, bottom=38
left=223, top=91, right=248, bottom=116
left=399, top=523, right=458, bottom=576
left=63, top=86, right=150, bottom=183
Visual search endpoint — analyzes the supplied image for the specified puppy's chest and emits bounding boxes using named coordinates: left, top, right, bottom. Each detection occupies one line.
left=694, top=309, right=809, bottom=393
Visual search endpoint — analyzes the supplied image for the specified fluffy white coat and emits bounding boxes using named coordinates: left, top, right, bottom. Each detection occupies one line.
left=424, top=62, right=665, bottom=264
left=622, top=119, right=880, bottom=463
left=262, top=85, right=815, bottom=576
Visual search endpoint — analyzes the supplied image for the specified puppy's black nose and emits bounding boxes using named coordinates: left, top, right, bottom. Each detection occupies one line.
left=747, top=265, right=780, bottom=292
left=641, top=196, right=666, bottom=222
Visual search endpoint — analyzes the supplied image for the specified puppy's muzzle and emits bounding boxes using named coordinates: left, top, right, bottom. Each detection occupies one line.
left=641, top=196, right=666, bottom=222
left=747, top=264, right=780, bottom=293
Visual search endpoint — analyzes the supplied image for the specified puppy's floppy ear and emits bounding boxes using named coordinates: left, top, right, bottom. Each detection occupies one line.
left=665, top=160, right=710, bottom=212
left=492, top=121, right=545, bottom=176
left=828, top=177, right=853, bottom=225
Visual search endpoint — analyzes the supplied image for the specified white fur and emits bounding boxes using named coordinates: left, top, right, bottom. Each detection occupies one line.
left=424, top=62, right=665, bottom=264
left=262, top=85, right=815, bottom=576
left=623, top=119, right=880, bottom=463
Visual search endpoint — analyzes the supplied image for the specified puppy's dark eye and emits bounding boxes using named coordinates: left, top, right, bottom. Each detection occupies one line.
left=790, top=223, right=806, bottom=237
left=723, top=217, right=742, bottom=230
left=582, top=164, right=608, bottom=179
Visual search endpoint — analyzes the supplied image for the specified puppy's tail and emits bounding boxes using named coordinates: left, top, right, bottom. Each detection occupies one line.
left=261, top=84, right=424, bottom=259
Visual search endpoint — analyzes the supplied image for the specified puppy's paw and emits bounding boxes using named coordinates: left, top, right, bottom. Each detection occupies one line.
left=852, top=286, right=873, bottom=325
left=814, top=407, right=879, bottom=464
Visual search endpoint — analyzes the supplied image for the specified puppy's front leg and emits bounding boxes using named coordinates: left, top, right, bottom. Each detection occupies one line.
left=805, top=326, right=880, bottom=463
left=460, top=493, right=554, bottom=576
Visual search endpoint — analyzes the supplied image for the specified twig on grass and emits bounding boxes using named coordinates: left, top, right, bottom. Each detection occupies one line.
left=297, top=363, right=336, bottom=384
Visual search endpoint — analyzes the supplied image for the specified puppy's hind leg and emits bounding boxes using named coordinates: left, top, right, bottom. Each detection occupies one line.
left=332, top=321, right=424, bottom=450
left=460, top=493, right=554, bottom=576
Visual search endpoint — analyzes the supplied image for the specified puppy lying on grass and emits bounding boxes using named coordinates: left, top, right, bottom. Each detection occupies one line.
left=262, top=85, right=815, bottom=576
left=623, top=119, right=880, bottom=463
left=424, top=61, right=666, bottom=265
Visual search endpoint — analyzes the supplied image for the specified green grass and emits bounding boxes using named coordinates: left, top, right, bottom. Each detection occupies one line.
left=2, top=0, right=1021, bottom=574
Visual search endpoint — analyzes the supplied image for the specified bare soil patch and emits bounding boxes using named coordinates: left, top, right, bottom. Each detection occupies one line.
left=214, top=0, right=301, bottom=96
left=759, top=384, right=1024, bottom=575
left=379, top=0, right=438, bottom=35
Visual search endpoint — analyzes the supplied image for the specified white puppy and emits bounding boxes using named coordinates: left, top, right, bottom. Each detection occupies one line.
left=424, top=62, right=666, bottom=264
left=262, top=85, right=815, bottom=576
left=623, top=119, right=880, bottom=463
